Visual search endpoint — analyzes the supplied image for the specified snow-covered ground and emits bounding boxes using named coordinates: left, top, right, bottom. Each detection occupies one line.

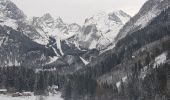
left=46, top=56, right=59, bottom=65
left=0, top=93, right=64, bottom=100
left=80, top=56, right=89, bottom=65
left=153, top=52, right=167, bottom=68
left=140, top=52, right=167, bottom=80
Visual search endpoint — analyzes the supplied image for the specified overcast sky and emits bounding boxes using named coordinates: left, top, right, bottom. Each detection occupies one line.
left=11, top=0, right=147, bottom=24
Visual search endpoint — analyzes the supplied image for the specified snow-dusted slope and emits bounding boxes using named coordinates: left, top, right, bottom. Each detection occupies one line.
left=75, top=10, right=130, bottom=51
left=116, top=0, right=170, bottom=41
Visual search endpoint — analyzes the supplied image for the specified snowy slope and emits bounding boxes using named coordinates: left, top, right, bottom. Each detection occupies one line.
left=116, top=0, right=170, bottom=41
left=153, top=52, right=167, bottom=68
left=0, top=18, right=18, bottom=30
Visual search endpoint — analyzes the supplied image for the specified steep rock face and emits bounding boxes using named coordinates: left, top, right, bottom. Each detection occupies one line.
left=116, top=0, right=170, bottom=41
left=74, top=10, right=130, bottom=51
left=0, top=0, right=25, bottom=20
left=0, top=0, right=25, bottom=30
left=26, top=14, right=83, bottom=59
left=29, top=13, right=81, bottom=45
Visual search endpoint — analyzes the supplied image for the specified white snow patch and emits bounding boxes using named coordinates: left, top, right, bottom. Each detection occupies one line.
left=56, top=38, right=64, bottom=56
left=14, top=59, right=20, bottom=66
left=0, top=89, right=7, bottom=92
left=35, top=68, right=57, bottom=73
left=89, top=40, right=98, bottom=49
left=4, top=59, right=20, bottom=67
left=141, top=74, right=146, bottom=80
left=80, top=56, right=89, bottom=65
left=35, top=69, right=42, bottom=73
left=153, top=53, right=167, bottom=68
left=8, top=60, right=13, bottom=66
left=116, top=81, right=121, bottom=89
left=52, top=47, right=60, bottom=56
left=0, top=19, right=18, bottom=30
left=51, top=85, right=59, bottom=90
left=46, top=56, right=59, bottom=64
left=140, top=66, right=148, bottom=80
left=72, top=41, right=84, bottom=51
left=34, top=38, right=49, bottom=45
left=122, top=76, right=127, bottom=82
left=0, top=37, right=4, bottom=46
left=0, top=93, right=63, bottom=100
left=132, top=55, right=135, bottom=58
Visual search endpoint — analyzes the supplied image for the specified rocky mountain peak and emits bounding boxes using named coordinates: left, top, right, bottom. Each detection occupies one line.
left=76, top=10, right=131, bottom=51
left=56, top=17, right=64, bottom=23
left=41, top=13, right=53, bottom=21
left=84, top=10, right=130, bottom=26
left=0, top=0, right=25, bottom=20
left=117, top=10, right=131, bottom=18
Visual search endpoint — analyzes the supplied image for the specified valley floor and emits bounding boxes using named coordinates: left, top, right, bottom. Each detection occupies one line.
left=0, top=93, right=64, bottom=100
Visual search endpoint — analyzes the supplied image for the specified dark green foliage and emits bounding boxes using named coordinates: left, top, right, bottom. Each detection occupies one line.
left=0, top=66, right=35, bottom=92
left=63, top=74, right=97, bottom=100
left=0, top=66, right=67, bottom=95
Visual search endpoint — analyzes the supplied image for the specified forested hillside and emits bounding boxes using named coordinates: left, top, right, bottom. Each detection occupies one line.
left=62, top=7, right=170, bottom=100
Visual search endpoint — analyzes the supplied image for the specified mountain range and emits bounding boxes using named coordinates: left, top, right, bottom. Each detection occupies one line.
left=0, top=0, right=170, bottom=100
left=0, top=0, right=131, bottom=68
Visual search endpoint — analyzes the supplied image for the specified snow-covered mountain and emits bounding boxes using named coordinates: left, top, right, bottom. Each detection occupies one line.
left=0, top=0, right=131, bottom=68
left=73, top=10, right=130, bottom=51
left=116, top=0, right=170, bottom=41
left=29, top=13, right=81, bottom=45
left=0, top=0, right=94, bottom=70
left=27, top=10, right=130, bottom=53
left=22, top=13, right=82, bottom=57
